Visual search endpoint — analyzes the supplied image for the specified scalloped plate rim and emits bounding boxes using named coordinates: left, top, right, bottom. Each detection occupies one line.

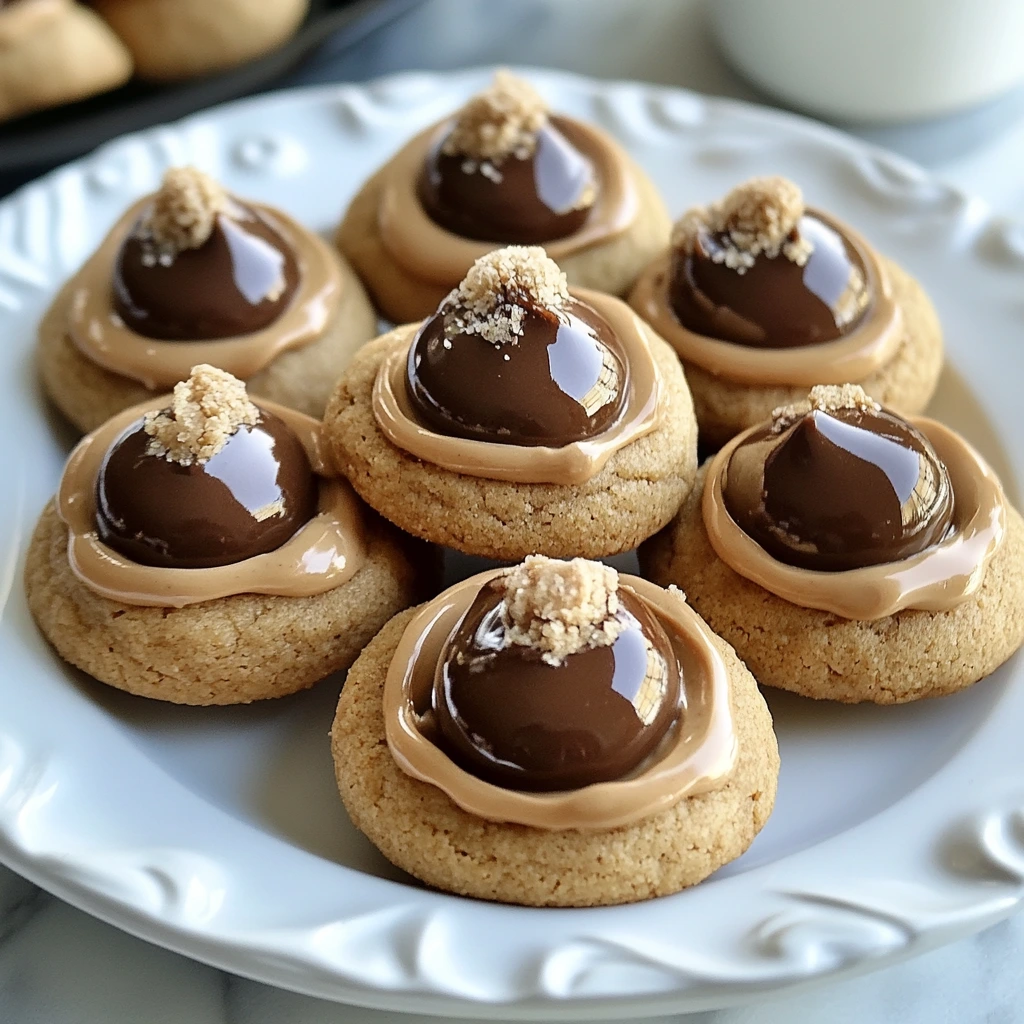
left=0, top=66, right=1021, bottom=1020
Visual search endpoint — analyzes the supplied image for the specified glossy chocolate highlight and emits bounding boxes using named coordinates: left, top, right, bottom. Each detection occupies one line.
left=384, top=571, right=738, bottom=829
left=670, top=214, right=871, bottom=348
left=95, top=410, right=317, bottom=569
left=405, top=296, right=626, bottom=447
left=418, top=119, right=595, bottom=244
left=113, top=205, right=300, bottom=340
left=431, top=580, right=681, bottom=792
left=724, top=406, right=955, bottom=571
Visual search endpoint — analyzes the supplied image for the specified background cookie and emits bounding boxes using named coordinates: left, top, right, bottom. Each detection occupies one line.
left=641, top=465, right=1024, bottom=703
left=25, top=501, right=429, bottom=705
left=331, top=606, right=779, bottom=907
left=0, top=3, right=133, bottom=122
left=325, top=327, right=698, bottom=560
left=337, top=147, right=671, bottom=325
left=93, top=0, right=308, bottom=81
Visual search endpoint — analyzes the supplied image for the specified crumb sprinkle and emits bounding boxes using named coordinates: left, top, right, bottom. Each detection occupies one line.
left=771, top=383, right=880, bottom=432
left=672, top=176, right=810, bottom=273
left=442, top=69, right=549, bottom=163
left=442, top=245, right=569, bottom=347
left=143, top=364, right=258, bottom=465
left=143, top=166, right=228, bottom=253
left=500, top=555, right=625, bottom=666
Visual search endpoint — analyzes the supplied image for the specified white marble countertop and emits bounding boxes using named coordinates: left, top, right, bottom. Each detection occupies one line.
left=3, top=0, right=1024, bottom=1021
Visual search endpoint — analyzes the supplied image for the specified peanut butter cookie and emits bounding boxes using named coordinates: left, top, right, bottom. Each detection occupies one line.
left=25, top=367, right=430, bottom=705
left=337, top=71, right=671, bottom=323
left=93, top=0, right=307, bottom=81
left=325, top=248, right=698, bottom=560
left=332, top=557, right=779, bottom=906
left=0, top=0, right=132, bottom=121
left=629, top=177, right=943, bottom=448
left=640, top=386, right=1024, bottom=703
left=38, top=166, right=376, bottom=433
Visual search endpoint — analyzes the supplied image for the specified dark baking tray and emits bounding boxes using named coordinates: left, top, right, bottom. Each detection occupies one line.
left=0, top=0, right=421, bottom=186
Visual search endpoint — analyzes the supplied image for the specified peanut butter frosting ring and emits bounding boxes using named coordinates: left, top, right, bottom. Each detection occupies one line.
left=703, top=417, right=1007, bottom=620
left=59, top=397, right=368, bottom=608
left=66, top=199, right=343, bottom=389
left=384, top=570, right=737, bottom=831
left=0, top=0, right=64, bottom=43
left=373, top=288, right=663, bottom=485
left=377, top=117, right=639, bottom=286
left=630, top=212, right=903, bottom=387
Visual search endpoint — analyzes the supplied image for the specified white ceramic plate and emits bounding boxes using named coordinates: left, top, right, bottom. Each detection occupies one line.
left=0, top=68, right=1022, bottom=1021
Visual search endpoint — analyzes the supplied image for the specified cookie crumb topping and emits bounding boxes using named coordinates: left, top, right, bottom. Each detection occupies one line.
left=500, top=555, right=625, bottom=666
left=442, top=70, right=549, bottom=164
left=144, top=166, right=227, bottom=253
left=771, top=383, right=880, bottom=432
left=144, top=364, right=258, bottom=465
left=443, top=246, right=569, bottom=347
left=672, top=176, right=812, bottom=273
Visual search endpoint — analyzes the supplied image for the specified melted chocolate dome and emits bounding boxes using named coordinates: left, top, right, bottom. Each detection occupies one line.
left=418, top=119, right=595, bottom=244
left=670, top=214, right=871, bottom=348
left=724, top=406, right=955, bottom=571
left=112, top=203, right=300, bottom=340
left=95, top=410, right=317, bottom=569
left=406, top=296, right=626, bottom=446
left=432, top=582, right=681, bottom=791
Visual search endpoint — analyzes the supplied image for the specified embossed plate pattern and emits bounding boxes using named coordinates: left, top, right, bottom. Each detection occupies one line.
left=0, top=69, right=1022, bottom=1020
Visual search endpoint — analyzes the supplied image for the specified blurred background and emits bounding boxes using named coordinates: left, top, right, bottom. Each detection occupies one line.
left=4, top=0, right=1024, bottom=212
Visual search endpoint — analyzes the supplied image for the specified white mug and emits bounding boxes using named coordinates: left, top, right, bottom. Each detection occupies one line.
left=709, top=0, right=1024, bottom=122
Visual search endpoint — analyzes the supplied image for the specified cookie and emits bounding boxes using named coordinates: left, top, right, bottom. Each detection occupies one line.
left=325, top=249, right=698, bottom=561
left=0, top=1, right=133, bottom=122
left=37, top=166, right=376, bottom=434
left=39, top=267, right=377, bottom=434
left=26, top=500, right=424, bottom=705
left=680, top=259, right=943, bottom=449
left=336, top=70, right=671, bottom=323
left=93, top=0, right=308, bottom=81
left=640, top=387, right=1024, bottom=704
left=331, top=558, right=779, bottom=907
left=629, top=177, right=944, bottom=448
left=25, top=367, right=431, bottom=705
